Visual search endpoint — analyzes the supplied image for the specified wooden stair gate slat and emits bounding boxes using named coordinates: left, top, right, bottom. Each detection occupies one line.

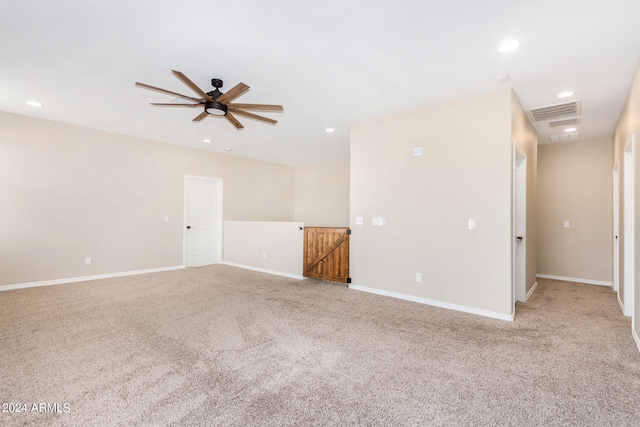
left=303, top=227, right=350, bottom=283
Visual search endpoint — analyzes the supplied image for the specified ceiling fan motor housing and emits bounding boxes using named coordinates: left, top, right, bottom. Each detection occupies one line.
left=205, top=100, right=228, bottom=116
left=205, top=79, right=227, bottom=115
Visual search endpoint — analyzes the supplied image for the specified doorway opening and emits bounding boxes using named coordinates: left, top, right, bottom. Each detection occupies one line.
left=513, top=143, right=527, bottom=312
left=613, top=163, right=620, bottom=298
left=623, top=139, right=635, bottom=318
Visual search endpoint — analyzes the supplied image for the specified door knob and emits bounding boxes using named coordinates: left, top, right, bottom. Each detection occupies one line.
left=187, top=225, right=191, bottom=229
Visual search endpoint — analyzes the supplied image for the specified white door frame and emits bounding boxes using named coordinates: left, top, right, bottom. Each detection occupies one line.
left=183, top=175, right=223, bottom=267
left=623, top=138, right=635, bottom=318
left=513, top=142, right=527, bottom=311
left=613, top=163, right=620, bottom=296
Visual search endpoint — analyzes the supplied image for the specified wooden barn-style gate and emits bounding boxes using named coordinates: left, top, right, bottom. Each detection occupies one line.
left=303, top=227, right=350, bottom=284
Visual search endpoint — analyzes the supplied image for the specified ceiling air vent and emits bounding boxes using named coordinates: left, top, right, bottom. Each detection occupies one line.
left=548, top=133, right=581, bottom=143
left=549, top=117, right=581, bottom=128
left=527, top=100, right=581, bottom=122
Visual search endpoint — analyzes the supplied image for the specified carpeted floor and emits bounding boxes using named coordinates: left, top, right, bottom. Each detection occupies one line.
left=1, top=265, right=639, bottom=426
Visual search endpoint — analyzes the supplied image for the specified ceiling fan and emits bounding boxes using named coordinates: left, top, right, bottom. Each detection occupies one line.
left=135, top=70, right=283, bottom=130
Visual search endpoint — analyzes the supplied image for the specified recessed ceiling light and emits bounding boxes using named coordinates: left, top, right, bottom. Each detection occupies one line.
left=26, top=100, right=42, bottom=107
left=557, top=91, right=575, bottom=98
left=497, top=40, right=519, bottom=53
left=325, top=128, right=335, bottom=133
left=226, top=148, right=233, bottom=151
left=203, top=139, right=211, bottom=143
left=564, top=127, right=577, bottom=133
left=494, top=74, right=508, bottom=82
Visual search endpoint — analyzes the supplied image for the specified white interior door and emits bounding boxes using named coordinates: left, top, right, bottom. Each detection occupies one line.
left=184, top=176, right=223, bottom=267
left=513, top=144, right=527, bottom=308
left=623, top=140, right=635, bottom=317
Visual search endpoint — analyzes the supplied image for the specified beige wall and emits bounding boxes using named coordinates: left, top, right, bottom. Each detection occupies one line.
left=0, top=112, right=295, bottom=286
left=294, top=159, right=349, bottom=226
left=512, top=92, right=538, bottom=295
left=613, top=59, right=640, bottom=342
left=537, top=139, right=612, bottom=283
left=350, top=88, right=517, bottom=317
left=223, top=221, right=304, bottom=277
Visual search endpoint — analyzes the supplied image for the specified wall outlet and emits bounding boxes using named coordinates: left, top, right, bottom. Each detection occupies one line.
left=564, top=220, right=570, bottom=228
left=164, top=215, right=170, bottom=222
left=413, top=146, right=423, bottom=157
left=416, top=273, right=422, bottom=283
left=468, top=218, right=476, bottom=229
left=85, top=257, right=92, bottom=266
left=263, top=252, right=267, bottom=259
left=355, top=216, right=363, bottom=225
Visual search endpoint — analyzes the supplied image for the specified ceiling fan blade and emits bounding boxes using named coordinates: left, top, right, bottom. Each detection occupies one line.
left=228, top=108, right=278, bottom=125
left=225, top=112, right=244, bottom=129
left=135, top=82, right=203, bottom=103
left=171, top=70, right=215, bottom=102
left=150, top=103, right=202, bottom=107
left=193, top=111, right=210, bottom=122
left=227, top=103, right=284, bottom=112
left=216, top=82, right=250, bottom=104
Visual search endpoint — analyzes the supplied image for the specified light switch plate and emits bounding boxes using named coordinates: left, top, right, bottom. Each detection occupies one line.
left=564, top=221, right=570, bottom=229
left=355, top=217, right=363, bottom=225
left=372, top=217, right=387, bottom=226
left=413, top=147, right=422, bottom=157
left=468, top=219, right=476, bottom=229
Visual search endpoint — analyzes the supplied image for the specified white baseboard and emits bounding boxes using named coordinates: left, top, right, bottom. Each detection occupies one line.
left=222, top=262, right=305, bottom=281
left=633, top=326, right=640, bottom=355
left=0, top=265, right=185, bottom=292
left=525, top=281, right=538, bottom=301
left=536, top=274, right=612, bottom=287
left=348, top=284, right=514, bottom=322
left=618, top=295, right=625, bottom=314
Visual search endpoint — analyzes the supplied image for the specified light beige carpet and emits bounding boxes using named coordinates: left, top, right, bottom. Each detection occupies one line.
left=1, top=266, right=639, bottom=426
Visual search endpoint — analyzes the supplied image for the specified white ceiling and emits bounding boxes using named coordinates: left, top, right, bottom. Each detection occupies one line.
left=2, top=0, right=639, bottom=166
